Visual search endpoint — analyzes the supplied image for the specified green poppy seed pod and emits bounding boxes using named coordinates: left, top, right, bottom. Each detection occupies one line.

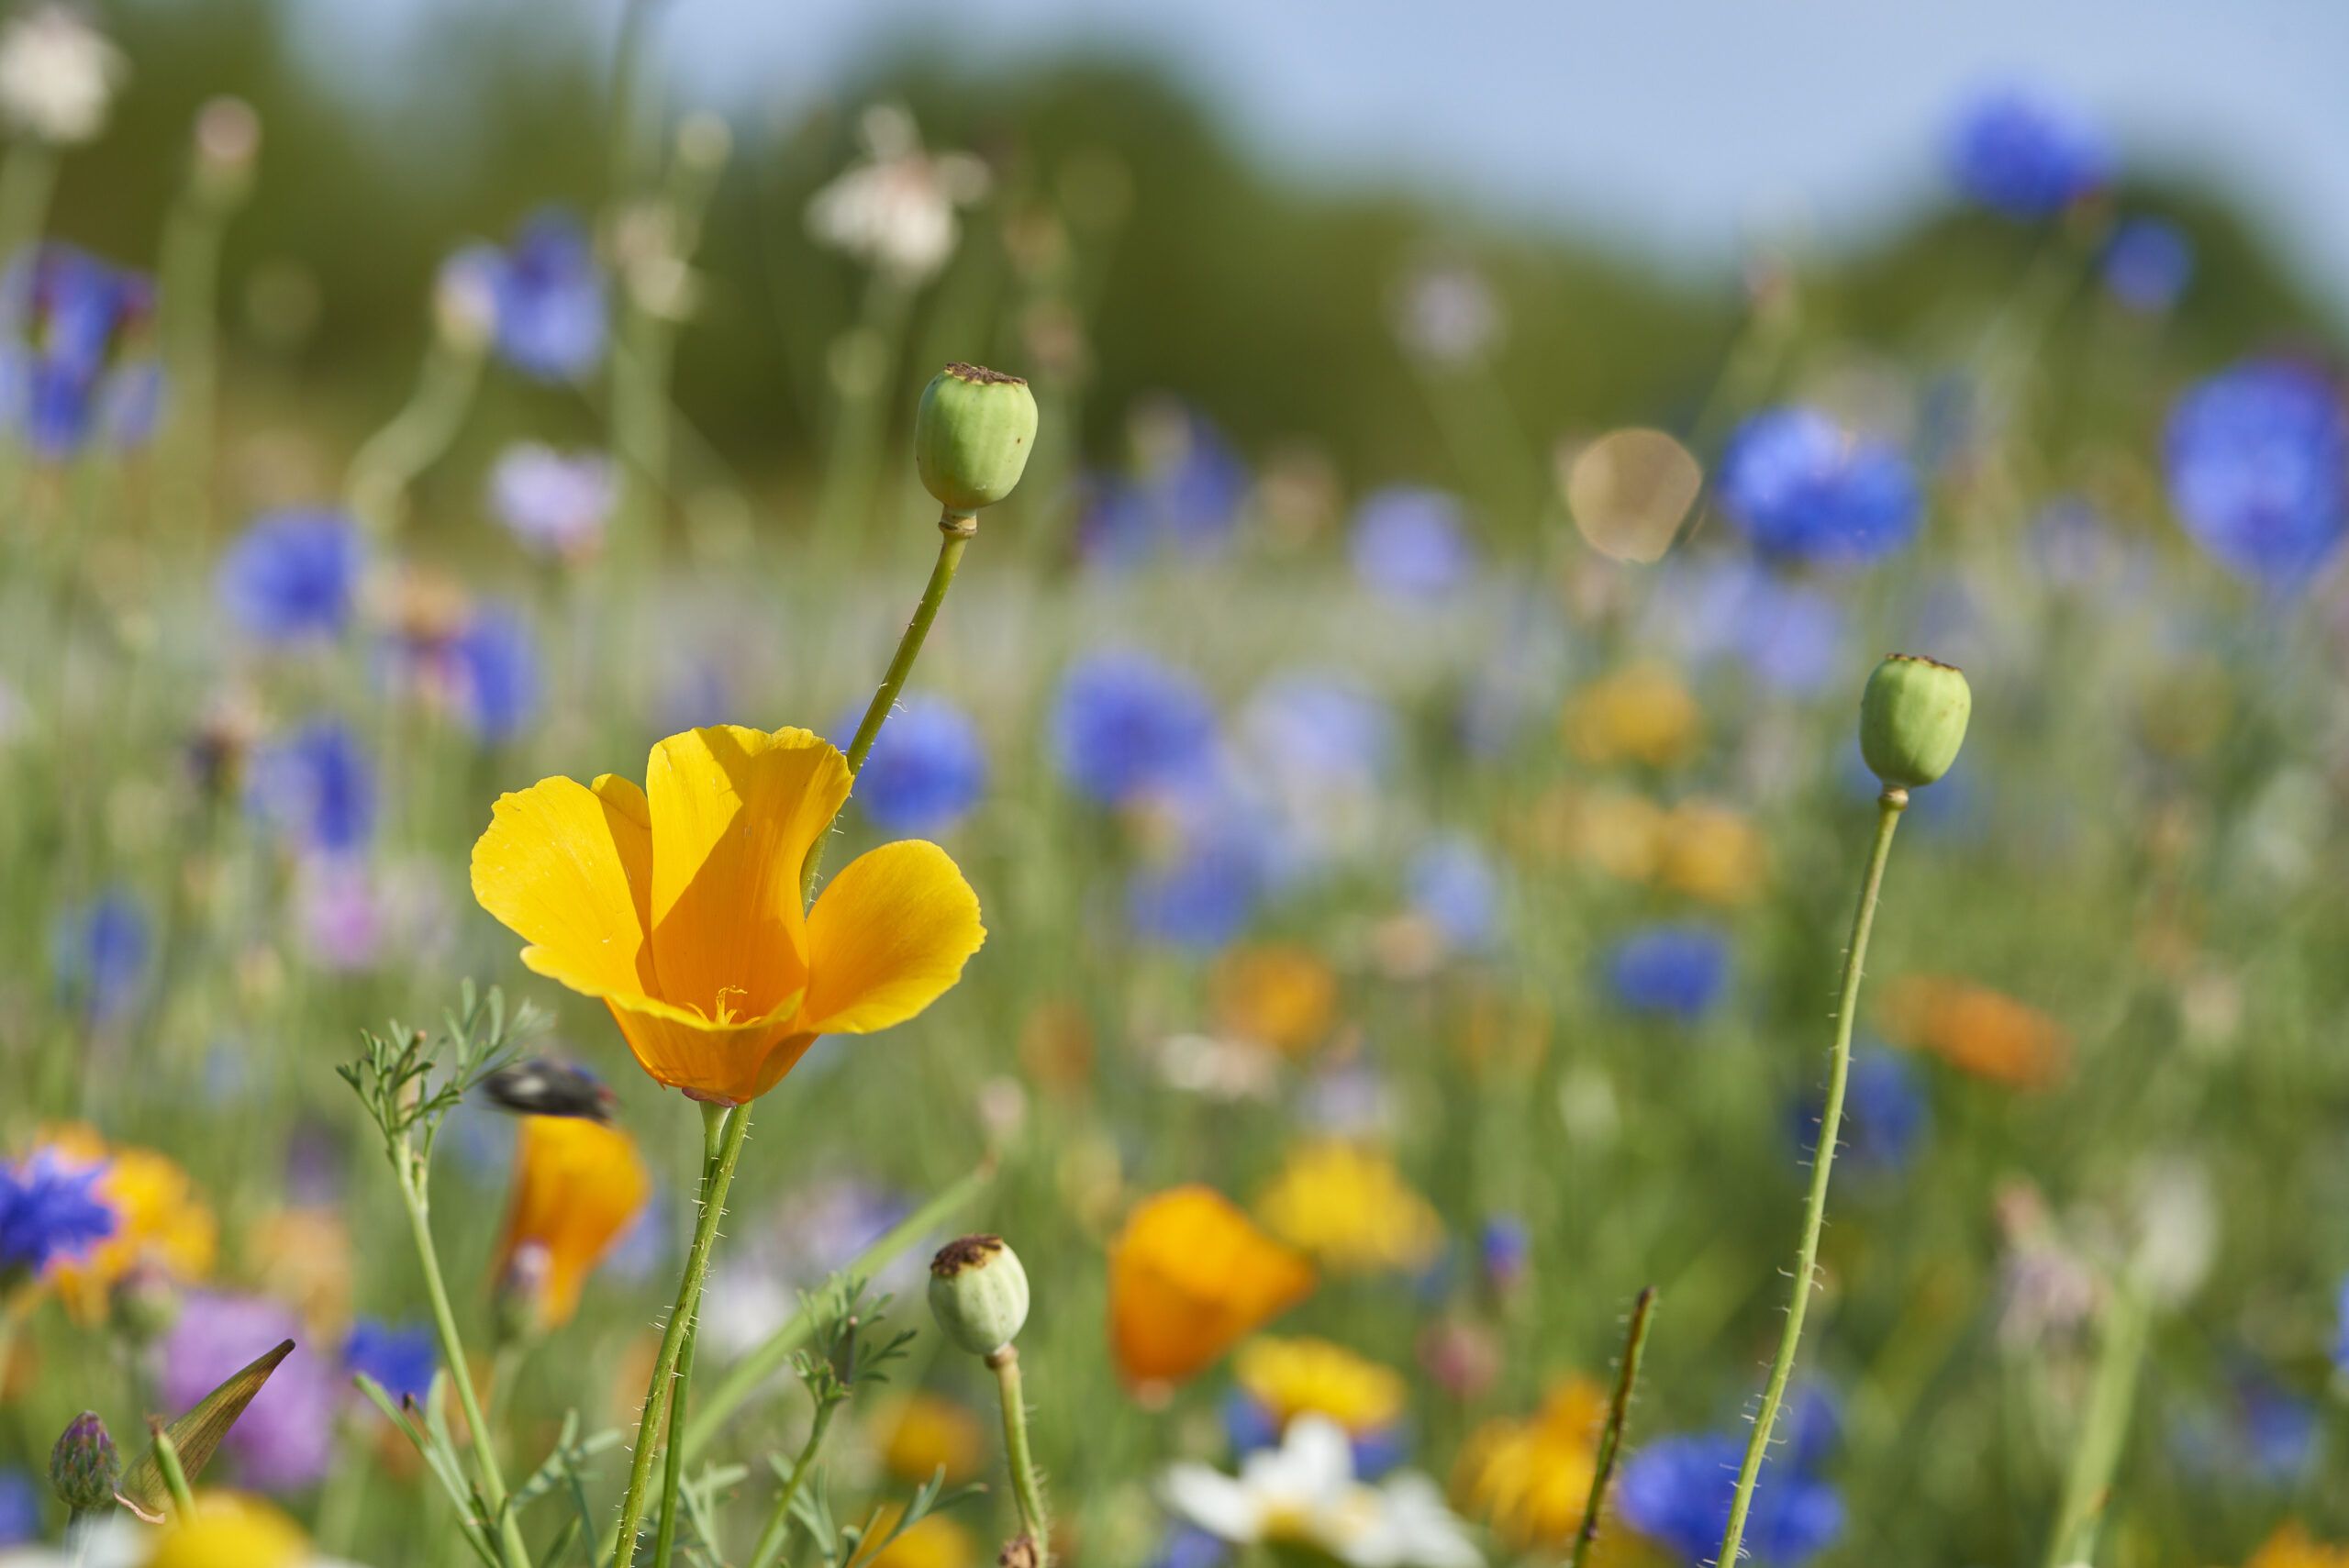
left=929, top=1233, right=1030, bottom=1357
left=50, top=1410, right=119, bottom=1513
left=915, top=363, right=1038, bottom=518
left=1860, top=653, right=1972, bottom=788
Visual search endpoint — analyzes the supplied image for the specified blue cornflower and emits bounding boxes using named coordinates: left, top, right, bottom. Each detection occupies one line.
left=1664, top=557, right=1847, bottom=698
left=1078, top=403, right=1250, bottom=567
left=1718, top=409, right=1920, bottom=566
left=1605, top=925, right=1730, bottom=1022
left=1350, top=486, right=1475, bottom=601
left=217, top=508, right=363, bottom=643
left=840, top=695, right=987, bottom=835
left=450, top=603, right=542, bottom=744
left=50, top=888, right=150, bottom=1025
left=2103, top=218, right=2193, bottom=315
left=1618, top=1430, right=1842, bottom=1566
left=486, top=210, right=606, bottom=381
left=1151, top=1525, right=1230, bottom=1568
left=1128, top=811, right=1276, bottom=949
left=250, top=719, right=376, bottom=856
left=489, top=442, right=614, bottom=560
left=2165, top=358, right=2347, bottom=591
left=1051, top=651, right=1220, bottom=806
left=0, top=1152, right=116, bottom=1280
left=0, top=1468, right=36, bottom=1547
left=1238, top=673, right=1397, bottom=796
left=0, top=244, right=160, bottom=460
left=1945, top=82, right=2112, bottom=220
left=1408, top=836, right=1500, bottom=951
left=1479, top=1216, right=1529, bottom=1293
left=1793, top=1048, right=1930, bottom=1177
left=344, top=1319, right=438, bottom=1405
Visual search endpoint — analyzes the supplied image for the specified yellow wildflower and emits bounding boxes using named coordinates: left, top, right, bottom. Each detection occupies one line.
left=854, top=1507, right=977, bottom=1568
left=1233, top=1336, right=1408, bottom=1437
left=1256, top=1141, right=1443, bottom=1275
left=148, top=1493, right=312, bottom=1568
left=1109, top=1186, right=1314, bottom=1392
left=1455, top=1378, right=1609, bottom=1552
left=470, top=724, right=985, bottom=1106
left=1655, top=800, right=1765, bottom=905
left=39, top=1126, right=216, bottom=1324
left=1213, top=943, right=1340, bottom=1056
left=2247, top=1523, right=2349, bottom=1568
left=493, top=1116, right=651, bottom=1330
left=1563, top=663, right=1701, bottom=769
left=879, top=1391, right=989, bottom=1485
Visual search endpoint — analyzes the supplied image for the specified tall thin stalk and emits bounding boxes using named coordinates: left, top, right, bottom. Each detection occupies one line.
left=1717, top=790, right=1907, bottom=1566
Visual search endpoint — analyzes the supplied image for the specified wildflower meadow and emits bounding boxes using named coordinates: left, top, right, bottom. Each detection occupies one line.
left=0, top=6, right=2345, bottom=1568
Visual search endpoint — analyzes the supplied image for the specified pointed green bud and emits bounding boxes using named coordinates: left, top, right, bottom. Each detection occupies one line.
left=1860, top=653, right=1971, bottom=788
left=915, top=363, right=1038, bottom=518
left=929, top=1233, right=1030, bottom=1357
left=50, top=1410, right=120, bottom=1513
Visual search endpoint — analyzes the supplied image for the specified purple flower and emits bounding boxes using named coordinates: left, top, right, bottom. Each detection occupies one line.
left=486, top=210, right=606, bottom=381
left=1479, top=1216, right=1529, bottom=1293
left=839, top=695, right=987, bottom=835
left=250, top=719, right=375, bottom=856
left=1718, top=410, right=1920, bottom=566
left=1051, top=651, right=1220, bottom=806
left=489, top=443, right=614, bottom=559
left=0, top=1152, right=115, bottom=1280
left=0, top=244, right=159, bottom=459
left=50, top=887, right=150, bottom=1025
left=1350, top=486, right=1475, bottom=600
left=160, top=1294, right=336, bottom=1491
left=1605, top=925, right=1730, bottom=1022
left=344, top=1319, right=438, bottom=1405
left=217, top=509, right=363, bottom=643
left=449, top=604, right=542, bottom=743
left=1945, top=82, right=2111, bottom=220
left=2165, top=358, right=2347, bottom=591
left=2103, top=218, right=2193, bottom=314
left=1127, top=784, right=1283, bottom=950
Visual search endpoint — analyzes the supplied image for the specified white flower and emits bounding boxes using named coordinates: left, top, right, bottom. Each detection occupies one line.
left=806, top=103, right=989, bottom=284
left=0, top=3, right=125, bottom=145
left=1162, top=1416, right=1481, bottom=1568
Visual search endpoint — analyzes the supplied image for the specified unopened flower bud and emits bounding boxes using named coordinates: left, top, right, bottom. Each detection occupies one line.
left=50, top=1410, right=119, bottom=1512
left=1860, top=653, right=1971, bottom=789
left=929, top=1233, right=1030, bottom=1356
left=915, top=363, right=1038, bottom=518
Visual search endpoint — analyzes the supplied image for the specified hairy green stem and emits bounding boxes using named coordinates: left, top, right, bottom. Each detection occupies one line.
left=650, top=1107, right=725, bottom=1568
left=402, top=1163, right=532, bottom=1568
left=609, top=1104, right=752, bottom=1568
left=1717, top=791, right=1906, bottom=1567
left=1569, top=1286, right=1656, bottom=1568
left=683, top=1161, right=993, bottom=1462
left=742, top=1396, right=841, bottom=1568
left=987, top=1347, right=1051, bottom=1564
left=801, top=518, right=972, bottom=897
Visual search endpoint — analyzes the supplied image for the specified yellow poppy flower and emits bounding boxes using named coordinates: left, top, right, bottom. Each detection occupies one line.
left=1455, top=1378, right=1607, bottom=1551
left=1108, top=1186, right=1314, bottom=1392
left=878, top=1391, right=989, bottom=1485
left=471, top=725, right=985, bottom=1105
left=852, top=1507, right=977, bottom=1568
left=493, top=1116, right=651, bottom=1330
left=149, top=1493, right=313, bottom=1568
left=1255, top=1141, right=1444, bottom=1276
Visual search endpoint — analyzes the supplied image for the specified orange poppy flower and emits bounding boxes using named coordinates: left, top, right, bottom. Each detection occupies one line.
left=471, top=725, right=985, bottom=1105
left=1878, top=974, right=2069, bottom=1090
left=1108, top=1185, right=1313, bottom=1392
left=493, top=1116, right=651, bottom=1330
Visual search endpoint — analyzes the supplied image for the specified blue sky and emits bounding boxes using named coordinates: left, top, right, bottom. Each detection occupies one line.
left=299, top=0, right=2349, bottom=314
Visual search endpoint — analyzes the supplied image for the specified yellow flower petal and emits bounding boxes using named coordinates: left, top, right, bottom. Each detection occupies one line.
left=797, top=840, right=985, bottom=1035
left=602, top=990, right=807, bottom=1105
left=472, top=775, right=656, bottom=997
left=644, top=727, right=848, bottom=1022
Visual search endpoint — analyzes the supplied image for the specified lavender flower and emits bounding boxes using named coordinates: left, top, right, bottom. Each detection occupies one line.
left=217, top=509, right=363, bottom=644
left=2164, top=358, right=2347, bottom=590
left=159, top=1294, right=335, bottom=1491
left=489, top=443, right=615, bottom=560
left=1349, top=486, right=1475, bottom=601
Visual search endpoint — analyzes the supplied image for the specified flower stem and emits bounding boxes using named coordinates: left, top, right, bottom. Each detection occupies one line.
left=1716, top=789, right=1907, bottom=1568
left=609, top=1103, right=752, bottom=1568
left=148, top=1424, right=195, bottom=1519
left=986, top=1346, right=1052, bottom=1565
left=2042, top=1280, right=2150, bottom=1568
left=402, top=1163, right=532, bottom=1568
left=801, top=517, right=973, bottom=898
left=649, top=1106, right=725, bottom=1568
left=346, top=336, right=485, bottom=537
left=742, top=1396, right=841, bottom=1568
left=1569, top=1285, right=1656, bottom=1568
